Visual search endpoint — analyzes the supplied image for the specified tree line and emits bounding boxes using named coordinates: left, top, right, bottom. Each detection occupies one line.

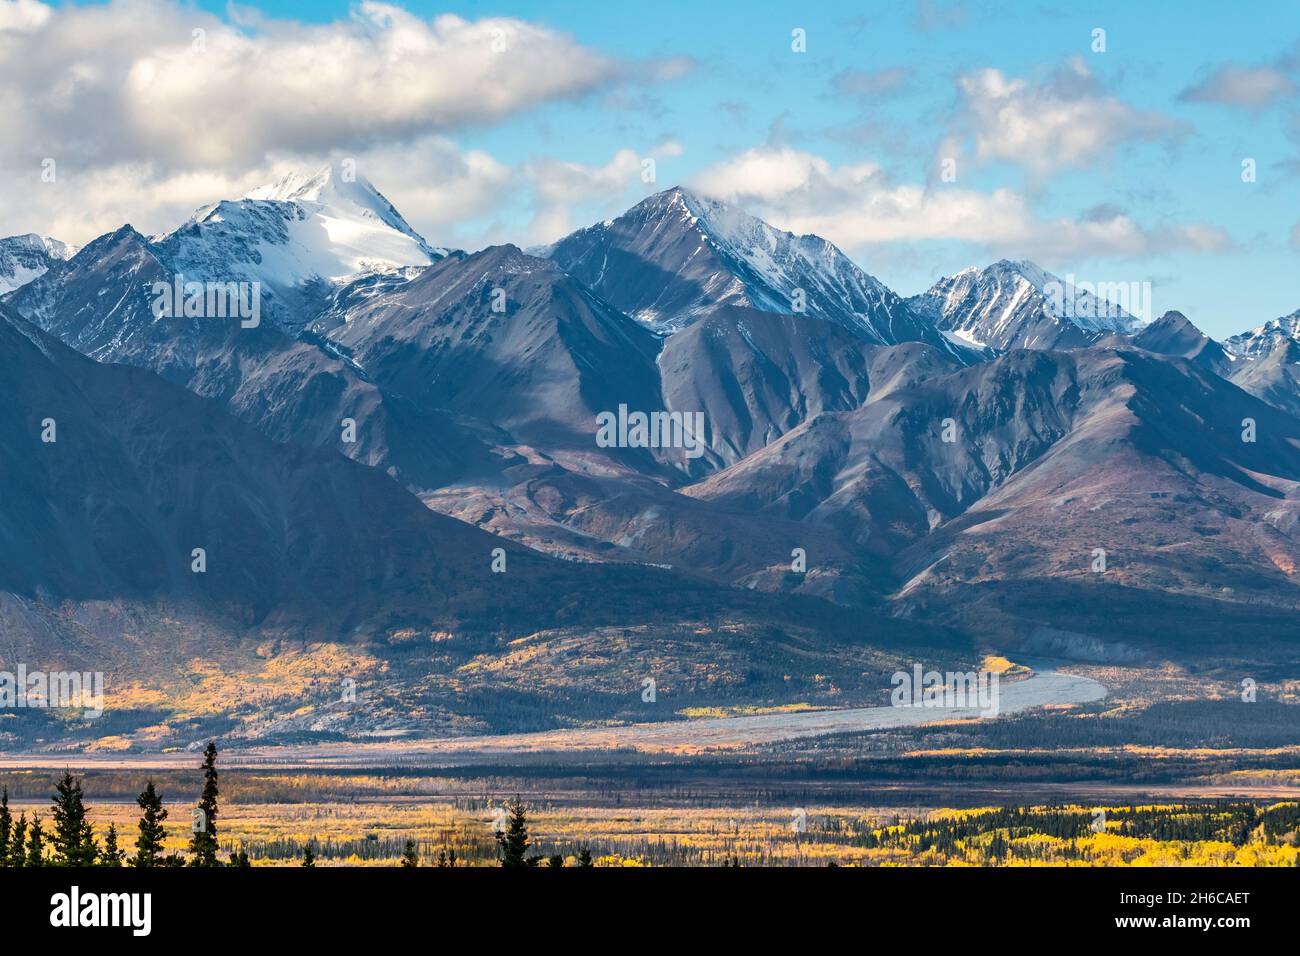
left=397, top=797, right=593, bottom=868
left=0, top=745, right=595, bottom=867
left=0, top=741, right=233, bottom=867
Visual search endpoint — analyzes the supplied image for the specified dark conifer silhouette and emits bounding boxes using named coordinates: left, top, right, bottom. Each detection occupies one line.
left=25, top=816, right=45, bottom=867
left=0, top=786, right=11, bottom=863
left=99, top=824, right=125, bottom=866
left=188, top=742, right=220, bottom=867
left=496, top=797, right=541, bottom=867
left=400, top=839, right=419, bottom=867
left=51, top=772, right=98, bottom=866
left=8, top=815, right=27, bottom=867
left=133, top=779, right=168, bottom=867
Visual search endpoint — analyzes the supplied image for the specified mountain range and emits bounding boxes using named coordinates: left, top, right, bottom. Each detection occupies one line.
left=3, top=163, right=1298, bottom=744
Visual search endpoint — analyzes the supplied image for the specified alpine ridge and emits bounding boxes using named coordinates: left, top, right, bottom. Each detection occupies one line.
left=543, top=185, right=961, bottom=354
left=906, top=259, right=1145, bottom=353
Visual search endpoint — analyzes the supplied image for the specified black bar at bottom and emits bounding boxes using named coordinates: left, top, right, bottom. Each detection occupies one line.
left=3, top=866, right=1284, bottom=942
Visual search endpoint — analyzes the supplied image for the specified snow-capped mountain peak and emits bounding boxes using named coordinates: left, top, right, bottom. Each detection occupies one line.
left=907, top=259, right=1144, bottom=353
left=0, top=233, right=78, bottom=296
left=543, top=185, right=953, bottom=350
left=151, top=164, right=445, bottom=332
left=242, top=164, right=443, bottom=259
left=1225, top=309, right=1300, bottom=359
left=990, top=259, right=1141, bottom=330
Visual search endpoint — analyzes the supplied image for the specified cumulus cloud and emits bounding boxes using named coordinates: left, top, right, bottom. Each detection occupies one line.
left=689, top=144, right=1231, bottom=261
left=0, top=0, right=620, bottom=170
left=956, top=60, right=1181, bottom=175
left=1180, top=65, right=1296, bottom=109
left=691, top=145, right=881, bottom=205
left=0, top=0, right=686, bottom=246
left=526, top=141, right=683, bottom=243
left=0, top=164, right=272, bottom=245
left=0, top=0, right=48, bottom=32
left=341, top=137, right=517, bottom=248
left=2, top=135, right=675, bottom=251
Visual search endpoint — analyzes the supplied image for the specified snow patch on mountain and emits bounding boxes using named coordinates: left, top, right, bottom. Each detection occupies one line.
left=660, top=186, right=905, bottom=337
left=545, top=185, right=957, bottom=353
left=1225, top=310, right=1300, bottom=359
left=0, top=234, right=78, bottom=296
left=908, top=259, right=1144, bottom=353
left=151, top=165, right=444, bottom=331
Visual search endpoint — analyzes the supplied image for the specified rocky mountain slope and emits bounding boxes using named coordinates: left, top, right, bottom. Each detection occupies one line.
left=907, top=259, right=1144, bottom=353
left=0, top=233, right=76, bottom=295
left=543, top=186, right=959, bottom=354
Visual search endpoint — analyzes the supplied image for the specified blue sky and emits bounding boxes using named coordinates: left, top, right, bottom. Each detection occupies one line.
left=21, top=0, right=1300, bottom=335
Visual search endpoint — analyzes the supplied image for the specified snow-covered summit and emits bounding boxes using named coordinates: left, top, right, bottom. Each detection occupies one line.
left=0, top=233, right=78, bottom=296
left=907, top=259, right=1144, bottom=353
left=543, top=185, right=952, bottom=350
left=150, top=164, right=445, bottom=331
left=1225, top=309, right=1300, bottom=359
left=244, top=165, right=446, bottom=261
left=158, top=164, right=442, bottom=283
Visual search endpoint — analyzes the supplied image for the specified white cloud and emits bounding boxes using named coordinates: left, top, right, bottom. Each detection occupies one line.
left=1, top=135, right=682, bottom=253
left=0, top=0, right=683, bottom=247
left=347, top=137, right=515, bottom=244
left=0, top=0, right=49, bottom=32
left=2, top=165, right=271, bottom=245
left=956, top=60, right=1180, bottom=175
left=691, top=145, right=882, bottom=204
left=0, top=0, right=620, bottom=171
left=0, top=140, right=518, bottom=248
left=530, top=149, right=648, bottom=205
left=1180, top=65, right=1296, bottom=109
left=525, top=141, right=683, bottom=244
left=689, top=144, right=1231, bottom=261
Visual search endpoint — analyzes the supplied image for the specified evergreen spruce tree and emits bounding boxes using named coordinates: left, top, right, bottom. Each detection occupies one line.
left=188, top=742, right=220, bottom=867
left=400, top=839, right=419, bottom=867
left=99, top=824, right=125, bottom=866
left=547, top=854, right=565, bottom=867
left=227, top=850, right=250, bottom=867
left=496, top=797, right=540, bottom=867
left=51, top=772, right=98, bottom=866
left=577, top=847, right=593, bottom=867
left=0, top=786, right=11, bottom=864
left=26, top=816, right=45, bottom=867
left=133, top=779, right=168, bottom=867
left=9, top=815, right=27, bottom=867
left=302, top=844, right=316, bottom=867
